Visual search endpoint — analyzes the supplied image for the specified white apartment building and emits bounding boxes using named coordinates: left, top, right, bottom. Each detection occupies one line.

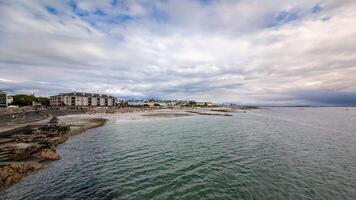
left=50, top=92, right=116, bottom=107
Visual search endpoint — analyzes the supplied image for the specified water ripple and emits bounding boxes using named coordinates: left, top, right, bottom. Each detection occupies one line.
left=1, top=108, right=356, bottom=200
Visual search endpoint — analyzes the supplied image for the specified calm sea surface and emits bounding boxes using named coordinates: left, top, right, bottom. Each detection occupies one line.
left=1, top=108, right=356, bottom=200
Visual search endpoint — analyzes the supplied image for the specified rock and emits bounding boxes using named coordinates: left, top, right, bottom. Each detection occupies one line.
left=33, top=149, right=60, bottom=160
left=4, top=171, right=24, bottom=187
left=0, top=162, right=45, bottom=188
left=0, top=165, right=13, bottom=182
left=10, top=143, right=43, bottom=161
left=46, top=136, right=68, bottom=146
left=0, top=116, right=107, bottom=189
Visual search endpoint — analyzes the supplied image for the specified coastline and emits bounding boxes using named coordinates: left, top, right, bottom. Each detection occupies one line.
left=0, top=107, right=250, bottom=189
left=0, top=116, right=108, bottom=189
left=0, top=108, right=163, bottom=189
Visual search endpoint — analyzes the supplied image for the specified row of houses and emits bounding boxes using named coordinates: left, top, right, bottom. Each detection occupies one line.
left=126, top=99, right=214, bottom=108
left=127, top=100, right=178, bottom=107
left=1, top=90, right=215, bottom=108
left=1, top=91, right=117, bottom=108
left=49, top=93, right=214, bottom=108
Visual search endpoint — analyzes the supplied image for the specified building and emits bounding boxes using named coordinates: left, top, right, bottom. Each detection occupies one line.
left=50, top=92, right=116, bottom=107
left=127, top=100, right=145, bottom=107
left=32, top=100, right=42, bottom=107
left=127, top=99, right=179, bottom=108
left=196, top=101, right=214, bottom=107
left=0, top=90, right=7, bottom=107
left=166, top=101, right=178, bottom=107
left=7, top=96, right=13, bottom=105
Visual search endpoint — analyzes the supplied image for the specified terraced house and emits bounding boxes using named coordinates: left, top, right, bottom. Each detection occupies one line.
left=50, top=92, right=116, bottom=107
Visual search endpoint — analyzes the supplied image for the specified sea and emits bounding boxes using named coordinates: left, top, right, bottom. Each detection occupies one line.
left=1, top=107, right=356, bottom=200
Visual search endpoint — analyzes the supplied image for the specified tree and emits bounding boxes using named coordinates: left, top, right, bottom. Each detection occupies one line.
left=11, top=95, right=50, bottom=107
left=187, top=101, right=197, bottom=107
left=36, top=97, right=50, bottom=106
left=11, top=95, right=35, bottom=106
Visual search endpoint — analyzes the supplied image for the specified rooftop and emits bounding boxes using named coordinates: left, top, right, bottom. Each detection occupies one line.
left=52, top=92, right=116, bottom=99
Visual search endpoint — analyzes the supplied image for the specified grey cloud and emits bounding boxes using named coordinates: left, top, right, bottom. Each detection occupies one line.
left=1, top=0, right=356, bottom=104
left=290, top=90, right=356, bottom=106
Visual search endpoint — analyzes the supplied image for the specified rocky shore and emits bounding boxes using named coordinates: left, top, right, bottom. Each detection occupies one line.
left=0, top=116, right=107, bottom=189
left=0, top=106, right=254, bottom=189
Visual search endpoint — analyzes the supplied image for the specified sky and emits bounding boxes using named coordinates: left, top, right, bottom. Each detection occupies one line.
left=0, top=0, right=356, bottom=106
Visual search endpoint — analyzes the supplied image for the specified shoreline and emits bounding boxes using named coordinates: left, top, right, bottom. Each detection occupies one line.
left=0, top=116, right=108, bottom=189
left=0, top=107, right=250, bottom=189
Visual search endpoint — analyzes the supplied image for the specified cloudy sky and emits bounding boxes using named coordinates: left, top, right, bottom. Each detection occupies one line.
left=1, top=0, right=356, bottom=105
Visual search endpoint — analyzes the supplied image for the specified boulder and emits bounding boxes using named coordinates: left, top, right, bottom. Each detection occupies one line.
left=33, top=149, right=60, bottom=160
left=0, top=162, right=44, bottom=188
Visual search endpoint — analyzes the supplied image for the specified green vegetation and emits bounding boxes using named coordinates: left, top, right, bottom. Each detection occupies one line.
left=187, top=101, right=197, bottom=107
left=36, top=97, right=50, bottom=106
left=11, top=95, right=50, bottom=107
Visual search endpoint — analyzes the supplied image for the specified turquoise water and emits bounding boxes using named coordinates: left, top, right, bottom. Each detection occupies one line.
left=1, top=108, right=356, bottom=200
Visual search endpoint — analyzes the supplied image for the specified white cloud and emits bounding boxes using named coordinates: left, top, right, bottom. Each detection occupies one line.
left=0, top=77, right=17, bottom=83
left=0, top=0, right=356, bottom=105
